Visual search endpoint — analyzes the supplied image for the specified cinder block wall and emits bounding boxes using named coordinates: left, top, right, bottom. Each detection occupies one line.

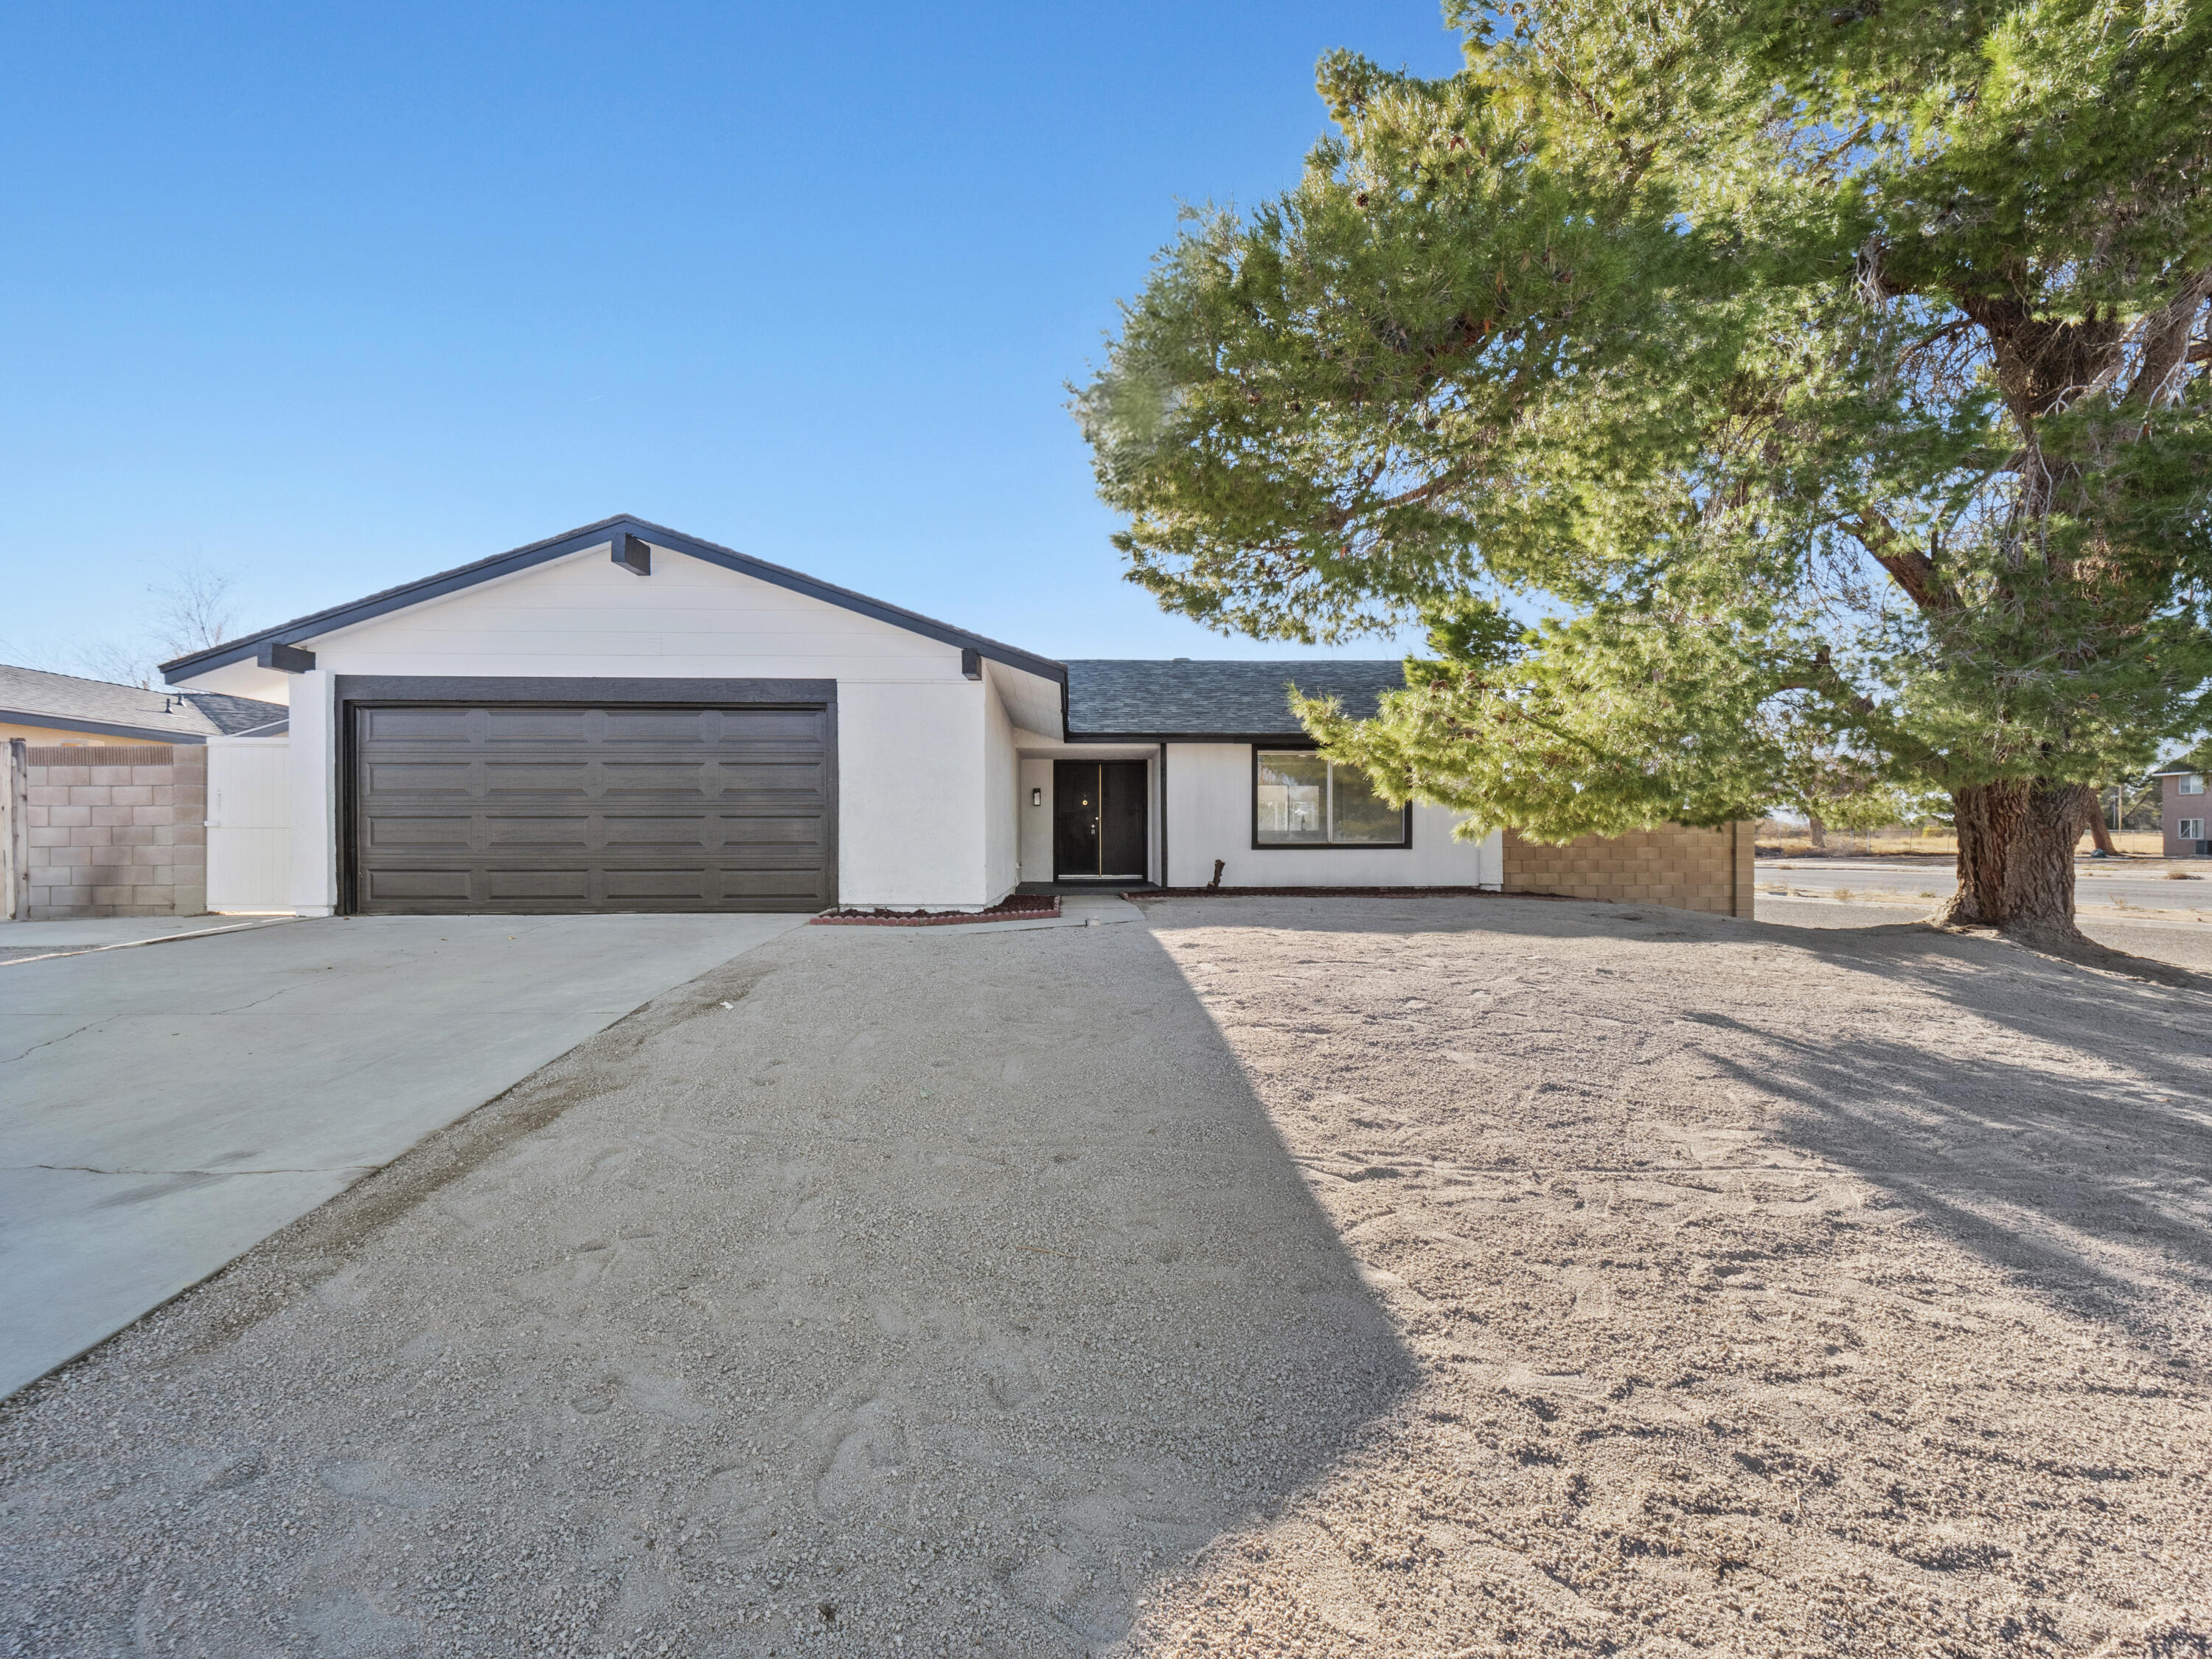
left=21, top=744, right=207, bottom=919
left=1502, top=821, right=1753, bottom=917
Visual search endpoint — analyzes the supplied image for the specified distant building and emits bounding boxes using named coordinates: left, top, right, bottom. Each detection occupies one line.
left=2151, top=761, right=2208, bottom=857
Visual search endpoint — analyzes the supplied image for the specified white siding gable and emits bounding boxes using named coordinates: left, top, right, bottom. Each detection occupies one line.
left=295, top=543, right=972, bottom=684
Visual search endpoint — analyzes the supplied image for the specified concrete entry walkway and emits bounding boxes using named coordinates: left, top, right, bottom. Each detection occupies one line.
left=0, top=912, right=808, bottom=1397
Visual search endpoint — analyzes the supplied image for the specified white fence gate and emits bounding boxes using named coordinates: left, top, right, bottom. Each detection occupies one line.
left=206, top=734, right=291, bottom=911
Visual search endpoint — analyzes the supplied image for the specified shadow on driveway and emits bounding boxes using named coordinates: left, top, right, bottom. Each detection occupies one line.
left=0, top=911, right=1412, bottom=1657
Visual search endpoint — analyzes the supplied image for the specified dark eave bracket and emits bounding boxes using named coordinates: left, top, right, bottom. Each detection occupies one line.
left=613, top=534, right=651, bottom=576
left=257, top=642, right=317, bottom=674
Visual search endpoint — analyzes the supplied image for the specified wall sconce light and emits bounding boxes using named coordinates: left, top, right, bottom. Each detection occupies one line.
left=1030, top=787, right=1043, bottom=806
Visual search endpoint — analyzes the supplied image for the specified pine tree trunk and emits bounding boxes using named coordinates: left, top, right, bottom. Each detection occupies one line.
left=1932, top=780, right=2093, bottom=945
left=1807, top=812, right=1826, bottom=850
left=2088, top=810, right=2118, bottom=856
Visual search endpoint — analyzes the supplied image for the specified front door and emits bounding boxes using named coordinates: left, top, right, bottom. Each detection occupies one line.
left=1053, top=760, right=1147, bottom=880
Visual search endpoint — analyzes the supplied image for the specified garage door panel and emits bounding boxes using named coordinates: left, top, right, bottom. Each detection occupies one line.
left=599, top=817, right=710, bottom=848
left=715, top=816, right=824, bottom=846
left=484, top=869, right=596, bottom=900
left=597, top=762, right=717, bottom=796
left=485, top=816, right=594, bottom=847
left=352, top=700, right=832, bottom=914
left=595, top=709, right=720, bottom=743
left=481, top=762, right=599, bottom=796
left=481, top=709, right=594, bottom=742
left=708, top=869, right=828, bottom=898
left=600, top=869, right=712, bottom=900
left=366, top=762, right=478, bottom=796
left=358, top=869, right=475, bottom=902
left=703, top=709, right=827, bottom=742
left=365, top=815, right=475, bottom=848
left=359, top=709, right=475, bottom=743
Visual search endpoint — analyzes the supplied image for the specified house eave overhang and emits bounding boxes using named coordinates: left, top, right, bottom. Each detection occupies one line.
left=0, top=708, right=209, bottom=744
left=159, top=515, right=1069, bottom=689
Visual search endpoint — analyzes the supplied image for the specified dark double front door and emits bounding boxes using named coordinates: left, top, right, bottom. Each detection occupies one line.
left=1053, top=760, right=1147, bottom=880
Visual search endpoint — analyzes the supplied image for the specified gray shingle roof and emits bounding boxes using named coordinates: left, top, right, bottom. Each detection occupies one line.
left=1065, top=659, right=1407, bottom=738
left=0, top=664, right=287, bottom=742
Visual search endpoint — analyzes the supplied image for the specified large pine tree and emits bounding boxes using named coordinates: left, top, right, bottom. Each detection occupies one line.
left=1077, top=0, right=2212, bottom=944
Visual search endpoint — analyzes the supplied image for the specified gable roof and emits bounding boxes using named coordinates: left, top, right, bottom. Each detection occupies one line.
left=1065, top=658, right=1406, bottom=740
left=0, top=664, right=288, bottom=743
left=159, top=515, right=1068, bottom=686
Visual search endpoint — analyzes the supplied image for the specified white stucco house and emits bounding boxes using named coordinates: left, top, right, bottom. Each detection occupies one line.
left=160, top=515, right=1503, bottom=916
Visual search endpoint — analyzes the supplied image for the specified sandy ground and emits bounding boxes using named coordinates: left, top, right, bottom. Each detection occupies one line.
left=5, top=897, right=2211, bottom=1656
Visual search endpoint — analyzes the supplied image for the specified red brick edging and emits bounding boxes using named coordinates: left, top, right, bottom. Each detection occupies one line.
left=809, top=897, right=1062, bottom=927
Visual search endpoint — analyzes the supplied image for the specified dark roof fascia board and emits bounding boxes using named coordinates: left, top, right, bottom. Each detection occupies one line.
left=0, top=708, right=209, bottom=743
left=2149, top=762, right=2200, bottom=776
left=1068, top=731, right=1318, bottom=745
left=161, top=515, right=1068, bottom=687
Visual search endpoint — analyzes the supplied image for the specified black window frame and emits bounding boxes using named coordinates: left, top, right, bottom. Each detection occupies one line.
left=1249, top=744, right=1411, bottom=851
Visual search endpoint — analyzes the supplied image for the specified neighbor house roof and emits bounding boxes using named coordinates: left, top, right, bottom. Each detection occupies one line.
left=2149, top=760, right=2205, bottom=777
left=0, top=664, right=288, bottom=744
left=159, top=515, right=1068, bottom=686
left=1064, top=659, right=1406, bottom=740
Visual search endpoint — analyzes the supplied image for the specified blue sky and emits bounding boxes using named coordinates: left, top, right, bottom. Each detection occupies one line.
left=0, top=2, right=1466, bottom=678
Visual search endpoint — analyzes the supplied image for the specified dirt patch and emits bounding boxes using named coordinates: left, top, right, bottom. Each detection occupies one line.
left=1122, top=897, right=2212, bottom=1655
left=5, top=896, right=2208, bottom=1656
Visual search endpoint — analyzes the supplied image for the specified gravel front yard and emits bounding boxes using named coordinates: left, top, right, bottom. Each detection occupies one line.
left=4, top=897, right=2208, bottom=1656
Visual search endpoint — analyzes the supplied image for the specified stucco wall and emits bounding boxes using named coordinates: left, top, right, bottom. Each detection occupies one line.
left=982, top=668, right=1018, bottom=904
left=16, top=744, right=206, bottom=918
left=1161, top=742, right=1503, bottom=889
left=1502, top=822, right=1753, bottom=917
left=1017, top=757, right=1054, bottom=882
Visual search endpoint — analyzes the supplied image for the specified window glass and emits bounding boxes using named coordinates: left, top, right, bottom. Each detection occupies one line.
left=1254, top=751, right=1407, bottom=846
left=1255, top=752, right=1328, bottom=843
left=1329, top=761, right=1408, bottom=843
left=2183, top=775, right=2205, bottom=795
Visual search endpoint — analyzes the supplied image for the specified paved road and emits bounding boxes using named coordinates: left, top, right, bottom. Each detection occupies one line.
left=0, top=913, right=808, bottom=1398
left=1757, top=855, right=2212, bottom=917
left=1756, top=894, right=2212, bottom=972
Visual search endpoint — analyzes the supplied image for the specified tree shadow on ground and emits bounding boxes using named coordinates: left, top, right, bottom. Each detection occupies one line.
left=1151, top=893, right=2212, bottom=1353
left=0, top=914, right=1413, bottom=1659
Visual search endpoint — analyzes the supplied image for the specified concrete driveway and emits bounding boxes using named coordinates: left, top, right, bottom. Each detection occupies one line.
left=0, top=912, right=807, bottom=1398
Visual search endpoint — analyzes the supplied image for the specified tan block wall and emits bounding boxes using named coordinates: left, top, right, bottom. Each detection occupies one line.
left=1502, top=821, right=1754, bottom=917
left=18, top=744, right=207, bottom=919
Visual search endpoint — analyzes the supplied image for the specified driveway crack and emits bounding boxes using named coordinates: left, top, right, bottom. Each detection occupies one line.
left=212, top=986, right=297, bottom=1014
left=1, top=1020, right=105, bottom=1065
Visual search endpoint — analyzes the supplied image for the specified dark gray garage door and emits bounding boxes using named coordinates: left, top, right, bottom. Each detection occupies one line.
left=349, top=703, right=834, bottom=914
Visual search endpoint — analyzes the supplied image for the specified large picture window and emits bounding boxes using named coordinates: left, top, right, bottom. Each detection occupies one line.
left=1253, top=750, right=1410, bottom=847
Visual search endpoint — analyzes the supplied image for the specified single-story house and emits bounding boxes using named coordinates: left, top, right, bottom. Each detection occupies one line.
left=0, top=664, right=285, bottom=747
left=160, top=516, right=1750, bottom=917
left=2151, top=760, right=2208, bottom=858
